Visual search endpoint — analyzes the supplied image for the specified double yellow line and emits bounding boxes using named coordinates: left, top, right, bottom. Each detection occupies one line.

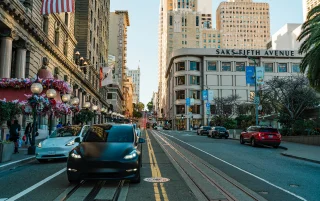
left=146, top=130, right=169, bottom=201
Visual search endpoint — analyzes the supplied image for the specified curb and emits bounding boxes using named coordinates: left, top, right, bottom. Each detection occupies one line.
left=0, top=156, right=35, bottom=172
left=278, top=146, right=288, bottom=150
left=281, top=153, right=320, bottom=164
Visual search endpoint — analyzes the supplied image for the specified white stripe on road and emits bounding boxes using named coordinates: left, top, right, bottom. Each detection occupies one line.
left=157, top=131, right=307, bottom=201
left=0, top=156, right=35, bottom=168
left=6, top=168, right=66, bottom=201
left=0, top=199, right=8, bottom=201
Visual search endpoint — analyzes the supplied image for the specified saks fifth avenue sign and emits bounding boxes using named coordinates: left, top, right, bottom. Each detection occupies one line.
left=215, top=49, right=301, bottom=57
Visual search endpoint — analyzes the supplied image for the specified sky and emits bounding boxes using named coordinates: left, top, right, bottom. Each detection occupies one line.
left=110, top=0, right=304, bottom=106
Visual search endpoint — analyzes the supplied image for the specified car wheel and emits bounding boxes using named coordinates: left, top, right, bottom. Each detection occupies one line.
left=131, top=168, right=141, bottom=184
left=240, top=136, right=245, bottom=144
left=273, top=145, right=279, bottom=148
left=251, top=138, right=256, bottom=147
left=37, top=159, right=48, bottom=163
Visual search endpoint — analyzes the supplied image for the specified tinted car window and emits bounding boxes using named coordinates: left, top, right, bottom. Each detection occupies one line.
left=83, top=125, right=134, bottom=143
left=259, top=128, right=279, bottom=133
left=50, top=126, right=81, bottom=138
left=215, top=127, right=226, bottom=131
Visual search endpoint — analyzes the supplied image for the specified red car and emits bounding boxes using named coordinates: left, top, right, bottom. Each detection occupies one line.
left=240, top=126, right=281, bottom=148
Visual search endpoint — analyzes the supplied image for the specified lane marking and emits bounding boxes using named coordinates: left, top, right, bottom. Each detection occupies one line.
left=6, top=168, right=66, bottom=201
left=158, top=131, right=307, bottom=201
left=146, top=130, right=169, bottom=201
left=0, top=156, right=35, bottom=168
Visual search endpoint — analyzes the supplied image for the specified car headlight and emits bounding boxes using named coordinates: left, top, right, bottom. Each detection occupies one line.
left=37, top=142, right=42, bottom=148
left=124, top=150, right=137, bottom=160
left=65, top=140, right=75, bottom=146
left=71, top=150, right=81, bottom=159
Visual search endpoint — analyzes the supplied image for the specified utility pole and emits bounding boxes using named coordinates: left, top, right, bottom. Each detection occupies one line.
left=248, top=56, right=259, bottom=126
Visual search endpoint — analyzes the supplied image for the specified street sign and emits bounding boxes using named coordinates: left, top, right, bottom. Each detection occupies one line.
left=206, top=102, right=211, bottom=108
left=202, top=90, right=208, bottom=100
left=254, top=97, right=260, bottom=104
left=246, top=66, right=255, bottom=84
left=186, top=98, right=190, bottom=106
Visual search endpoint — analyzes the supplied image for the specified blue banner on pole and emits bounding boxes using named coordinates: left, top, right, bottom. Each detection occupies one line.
left=206, top=102, right=211, bottom=108
left=186, top=98, right=190, bottom=106
left=246, top=66, right=255, bottom=84
left=202, top=90, right=208, bottom=100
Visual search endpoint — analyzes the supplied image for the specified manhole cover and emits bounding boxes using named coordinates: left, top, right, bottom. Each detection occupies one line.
left=289, top=184, right=299, bottom=188
left=144, top=177, right=170, bottom=183
left=258, top=191, right=269, bottom=195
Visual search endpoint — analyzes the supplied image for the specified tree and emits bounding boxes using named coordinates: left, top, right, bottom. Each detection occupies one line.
left=136, top=102, right=145, bottom=112
left=74, top=109, right=95, bottom=124
left=298, top=4, right=320, bottom=91
left=147, top=101, right=153, bottom=112
left=133, top=110, right=142, bottom=118
left=213, top=94, right=240, bottom=117
left=263, top=76, right=319, bottom=132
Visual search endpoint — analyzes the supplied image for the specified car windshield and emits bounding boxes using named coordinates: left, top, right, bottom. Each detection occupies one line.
left=203, top=126, right=211, bottom=130
left=215, top=127, right=227, bottom=131
left=83, top=125, right=134, bottom=143
left=259, top=128, right=279, bottom=133
left=49, top=126, right=81, bottom=138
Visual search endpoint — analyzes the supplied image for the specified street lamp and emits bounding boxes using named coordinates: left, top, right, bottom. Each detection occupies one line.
left=62, top=94, right=71, bottom=124
left=28, top=82, right=43, bottom=155
left=46, top=88, right=57, bottom=137
left=92, top=105, right=98, bottom=124
left=70, top=97, right=80, bottom=124
left=83, top=102, right=91, bottom=109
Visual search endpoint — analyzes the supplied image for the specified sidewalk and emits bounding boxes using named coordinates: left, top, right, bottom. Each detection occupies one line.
left=280, top=141, right=320, bottom=164
left=0, top=129, right=48, bottom=171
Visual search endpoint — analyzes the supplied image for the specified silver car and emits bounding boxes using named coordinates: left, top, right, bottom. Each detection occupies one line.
left=36, top=125, right=90, bottom=162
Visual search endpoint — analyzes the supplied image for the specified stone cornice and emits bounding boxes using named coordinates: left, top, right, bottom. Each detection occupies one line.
left=0, top=0, right=109, bottom=107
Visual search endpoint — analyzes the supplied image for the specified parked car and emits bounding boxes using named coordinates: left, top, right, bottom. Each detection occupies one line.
left=240, top=126, right=281, bottom=148
left=208, top=126, right=229, bottom=139
left=197, top=126, right=212, bottom=135
left=67, top=124, right=145, bottom=183
left=36, top=125, right=90, bottom=162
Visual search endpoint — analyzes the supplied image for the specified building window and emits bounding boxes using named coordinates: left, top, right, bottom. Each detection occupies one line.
left=90, top=31, right=92, bottom=42
left=236, top=62, right=245, bottom=71
left=196, top=35, right=200, bottom=39
left=91, top=11, right=93, bottom=23
left=222, top=62, right=231, bottom=71
left=190, top=105, right=201, bottom=114
left=65, top=13, right=69, bottom=27
left=278, top=63, right=287, bottom=72
left=196, top=16, right=199, bottom=26
left=176, top=105, right=185, bottom=114
left=190, top=76, right=200, bottom=85
left=176, top=62, right=185, bottom=71
left=176, top=90, right=185, bottom=100
left=176, top=76, right=186, bottom=85
left=63, top=40, right=68, bottom=56
left=190, top=90, right=200, bottom=99
left=292, top=63, right=300, bottom=73
left=42, top=15, right=49, bottom=34
left=208, top=61, right=217, bottom=71
left=264, top=63, right=273, bottom=72
left=170, top=16, right=173, bottom=26
left=190, top=61, right=200, bottom=71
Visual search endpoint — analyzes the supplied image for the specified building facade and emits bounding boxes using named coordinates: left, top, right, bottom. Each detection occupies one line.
left=165, top=48, right=303, bottom=130
left=108, top=10, right=130, bottom=114
left=127, top=66, right=140, bottom=104
left=0, top=0, right=110, bottom=128
left=216, top=0, right=270, bottom=49
left=303, top=0, right=320, bottom=21
left=123, top=77, right=134, bottom=117
left=267, top=23, right=303, bottom=50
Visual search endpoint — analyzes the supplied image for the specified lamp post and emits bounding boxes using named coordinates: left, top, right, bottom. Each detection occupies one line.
left=28, top=82, right=43, bottom=155
left=46, top=88, right=57, bottom=137
left=83, top=101, right=91, bottom=124
left=61, top=94, right=71, bottom=124
left=92, top=105, right=98, bottom=124
left=70, top=97, right=80, bottom=124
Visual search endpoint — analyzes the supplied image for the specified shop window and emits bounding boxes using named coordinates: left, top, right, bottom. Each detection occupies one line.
left=222, top=62, right=231, bottom=71
left=190, top=61, right=200, bottom=71
left=208, top=61, right=217, bottom=71
left=176, top=62, right=185, bottom=71
left=236, top=62, right=245, bottom=71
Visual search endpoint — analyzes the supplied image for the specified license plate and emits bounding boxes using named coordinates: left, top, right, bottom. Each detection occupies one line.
left=48, top=151, right=56, bottom=155
left=268, top=135, right=273, bottom=138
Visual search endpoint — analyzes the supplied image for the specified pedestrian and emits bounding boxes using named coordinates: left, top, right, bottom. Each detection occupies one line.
left=9, top=120, right=21, bottom=154
left=24, top=123, right=32, bottom=145
left=67, top=121, right=71, bottom=126
left=56, top=121, right=63, bottom=128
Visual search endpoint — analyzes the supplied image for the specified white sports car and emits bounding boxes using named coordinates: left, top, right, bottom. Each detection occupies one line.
left=36, top=125, right=90, bottom=162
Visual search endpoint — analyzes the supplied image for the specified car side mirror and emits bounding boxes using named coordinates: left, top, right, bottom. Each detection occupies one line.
left=74, top=137, right=81, bottom=143
left=138, top=138, right=146, bottom=144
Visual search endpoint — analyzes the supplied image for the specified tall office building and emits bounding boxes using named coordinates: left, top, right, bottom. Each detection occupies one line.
left=216, top=0, right=270, bottom=49
left=127, top=66, right=141, bottom=104
left=303, top=0, right=320, bottom=21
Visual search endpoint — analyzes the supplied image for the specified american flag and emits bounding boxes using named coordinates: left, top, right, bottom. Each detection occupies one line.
left=41, top=0, right=74, bottom=15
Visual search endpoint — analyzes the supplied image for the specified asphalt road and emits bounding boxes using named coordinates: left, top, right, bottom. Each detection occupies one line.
left=156, top=130, right=320, bottom=201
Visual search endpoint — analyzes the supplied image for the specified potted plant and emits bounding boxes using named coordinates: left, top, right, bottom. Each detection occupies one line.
left=0, top=140, right=14, bottom=163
